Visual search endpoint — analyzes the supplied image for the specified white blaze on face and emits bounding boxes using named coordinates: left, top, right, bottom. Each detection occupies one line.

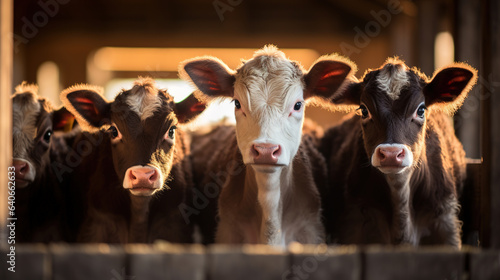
left=125, top=77, right=163, bottom=121
left=376, top=61, right=410, bottom=101
left=233, top=49, right=305, bottom=168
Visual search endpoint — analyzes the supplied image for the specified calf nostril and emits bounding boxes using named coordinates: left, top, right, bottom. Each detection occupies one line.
left=397, top=149, right=405, bottom=159
left=130, top=170, right=137, bottom=181
left=148, top=170, right=158, bottom=182
left=272, top=146, right=281, bottom=157
left=251, top=145, right=260, bottom=157
left=378, top=149, right=386, bottom=160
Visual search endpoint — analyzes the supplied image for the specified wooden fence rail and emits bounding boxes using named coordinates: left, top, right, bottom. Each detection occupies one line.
left=1, top=244, right=499, bottom=280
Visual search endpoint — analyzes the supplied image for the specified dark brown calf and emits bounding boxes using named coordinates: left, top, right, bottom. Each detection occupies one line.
left=61, top=77, right=204, bottom=243
left=320, top=58, right=477, bottom=248
left=11, top=83, right=75, bottom=242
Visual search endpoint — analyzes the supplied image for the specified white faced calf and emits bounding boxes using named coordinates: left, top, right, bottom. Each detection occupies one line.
left=181, top=46, right=355, bottom=246
left=61, top=77, right=204, bottom=243
left=12, top=83, right=75, bottom=242
left=320, top=58, right=477, bottom=247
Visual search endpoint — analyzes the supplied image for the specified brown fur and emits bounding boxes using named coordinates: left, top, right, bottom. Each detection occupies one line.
left=320, top=59, right=475, bottom=247
left=11, top=85, right=77, bottom=242
left=61, top=80, right=201, bottom=243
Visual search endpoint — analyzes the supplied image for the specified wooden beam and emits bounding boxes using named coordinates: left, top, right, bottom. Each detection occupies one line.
left=0, top=0, right=13, bottom=245
left=482, top=0, right=500, bottom=249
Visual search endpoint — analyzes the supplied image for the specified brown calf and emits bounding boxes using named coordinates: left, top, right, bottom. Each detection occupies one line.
left=320, top=58, right=477, bottom=248
left=12, top=83, right=75, bottom=242
left=61, top=77, right=204, bottom=243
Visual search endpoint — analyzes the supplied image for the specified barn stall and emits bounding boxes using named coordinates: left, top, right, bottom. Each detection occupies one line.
left=0, top=0, right=499, bottom=279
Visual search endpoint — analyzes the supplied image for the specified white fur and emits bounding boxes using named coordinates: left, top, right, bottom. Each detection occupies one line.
left=376, top=62, right=409, bottom=100
left=233, top=52, right=305, bottom=167
left=125, top=77, right=162, bottom=121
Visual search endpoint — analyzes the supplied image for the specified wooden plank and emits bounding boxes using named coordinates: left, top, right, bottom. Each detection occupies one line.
left=127, top=243, right=206, bottom=280
left=455, top=0, right=481, bottom=159
left=486, top=0, right=500, bottom=249
left=288, top=244, right=361, bottom=280
left=0, top=0, right=13, bottom=246
left=364, top=246, right=465, bottom=280
left=51, top=244, right=126, bottom=280
left=470, top=250, right=500, bottom=280
left=208, top=245, right=287, bottom=280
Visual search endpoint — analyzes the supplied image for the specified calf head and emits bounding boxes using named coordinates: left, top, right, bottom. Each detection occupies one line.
left=181, top=45, right=355, bottom=173
left=331, top=58, right=477, bottom=176
left=61, top=77, right=204, bottom=196
left=12, top=83, right=74, bottom=188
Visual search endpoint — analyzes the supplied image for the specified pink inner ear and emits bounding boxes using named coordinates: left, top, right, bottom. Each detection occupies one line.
left=190, top=103, right=206, bottom=112
left=74, top=97, right=98, bottom=115
left=320, top=69, right=345, bottom=80
left=448, top=76, right=467, bottom=84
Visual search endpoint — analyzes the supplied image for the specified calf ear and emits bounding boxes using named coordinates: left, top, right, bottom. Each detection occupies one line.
left=304, top=55, right=356, bottom=100
left=174, top=93, right=207, bottom=123
left=424, top=64, right=477, bottom=113
left=60, top=86, right=111, bottom=132
left=179, top=57, right=235, bottom=100
left=52, top=107, right=75, bottom=132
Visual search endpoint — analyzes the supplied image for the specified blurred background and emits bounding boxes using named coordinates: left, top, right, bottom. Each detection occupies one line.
left=11, top=0, right=482, bottom=157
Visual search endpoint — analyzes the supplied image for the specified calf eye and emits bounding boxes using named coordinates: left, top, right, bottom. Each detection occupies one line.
left=168, top=125, right=177, bottom=139
left=107, top=126, right=119, bottom=139
left=416, top=104, right=426, bottom=118
left=358, top=105, right=369, bottom=119
left=293, top=102, right=302, bottom=111
left=43, top=130, right=52, bottom=143
left=234, top=99, right=241, bottom=109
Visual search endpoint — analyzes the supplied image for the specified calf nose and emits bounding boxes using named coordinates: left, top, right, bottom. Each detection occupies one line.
left=127, top=167, right=159, bottom=187
left=252, top=143, right=281, bottom=164
left=13, top=159, right=29, bottom=178
left=377, top=146, right=405, bottom=166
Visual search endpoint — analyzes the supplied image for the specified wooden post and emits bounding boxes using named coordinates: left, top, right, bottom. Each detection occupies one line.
left=455, top=0, right=481, bottom=159
left=0, top=0, right=13, bottom=245
left=481, top=0, right=500, bottom=249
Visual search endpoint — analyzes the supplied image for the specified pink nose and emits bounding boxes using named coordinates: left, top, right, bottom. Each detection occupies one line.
left=377, top=146, right=405, bottom=167
left=13, top=160, right=29, bottom=179
left=127, top=167, right=158, bottom=188
left=252, top=143, right=281, bottom=165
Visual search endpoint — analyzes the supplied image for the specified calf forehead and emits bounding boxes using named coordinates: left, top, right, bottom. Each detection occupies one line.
left=374, top=59, right=410, bottom=101
left=235, top=48, right=304, bottom=113
left=120, top=77, right=168, bottom=121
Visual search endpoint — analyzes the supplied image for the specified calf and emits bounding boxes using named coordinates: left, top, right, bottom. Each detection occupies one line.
left=12, top=83, right=75, bottom=242
left=320, top=58, right=477, bottom=247
left=181, top=45, right=355, bottom=246
left=61, top=77, right=204, bottom=243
